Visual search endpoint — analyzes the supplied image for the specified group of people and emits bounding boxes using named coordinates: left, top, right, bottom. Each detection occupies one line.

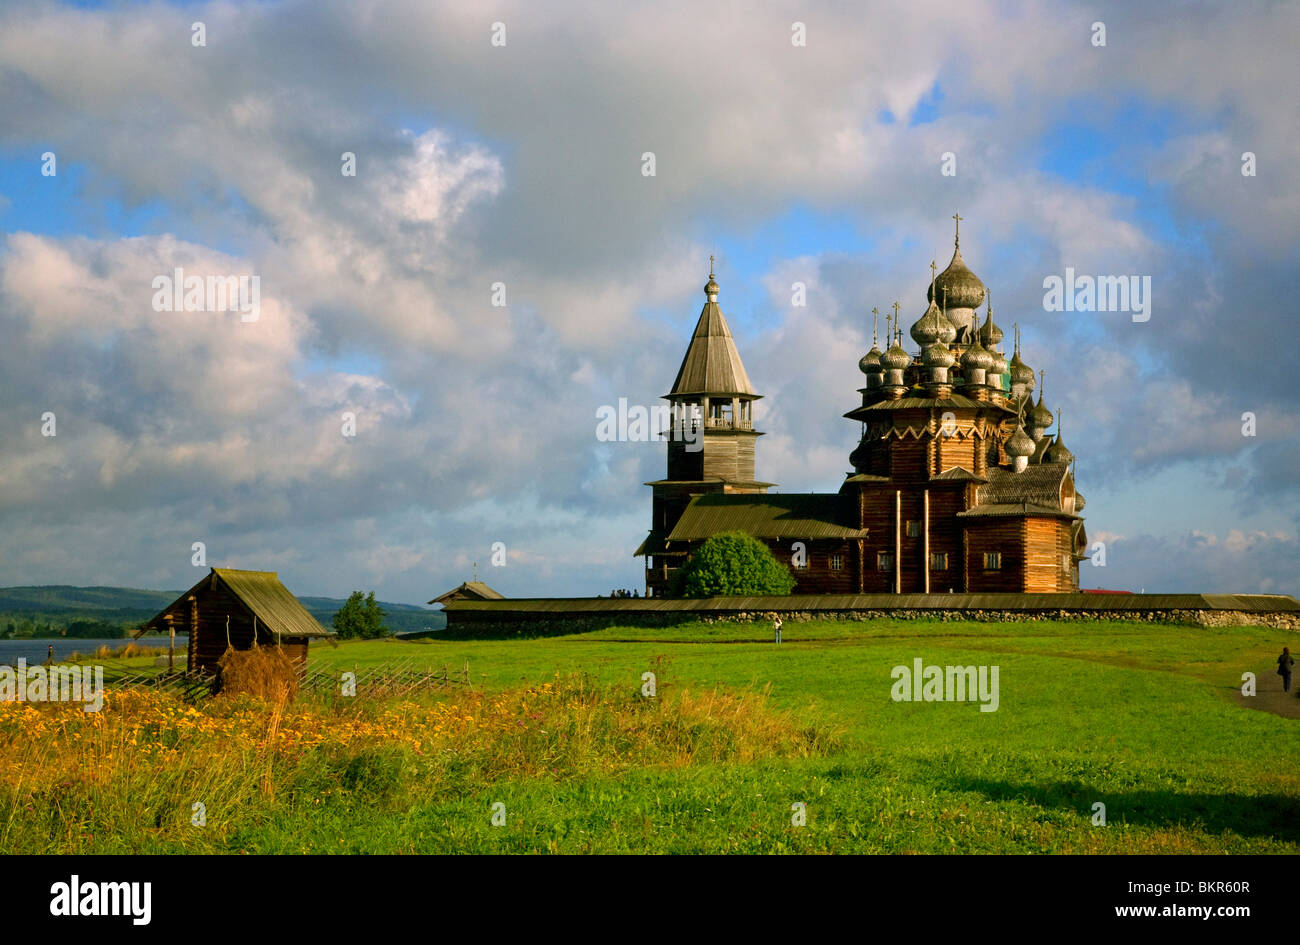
left=608, top=588, right=640, bottom=598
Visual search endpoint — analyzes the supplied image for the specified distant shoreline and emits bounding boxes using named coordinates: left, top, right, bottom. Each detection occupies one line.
left=0, top=636, right=189, bottom=668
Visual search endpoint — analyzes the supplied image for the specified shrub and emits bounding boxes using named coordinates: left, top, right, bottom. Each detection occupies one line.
left=671, top=530, right=797, bottom=597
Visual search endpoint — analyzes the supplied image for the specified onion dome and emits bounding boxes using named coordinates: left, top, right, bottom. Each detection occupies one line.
left=914, top=265, right=957, bottom=347
left=1044, top=409, right=1073, bottom=464
left=928, top=245, right=986, bottom=312
left=849, top=438, right=871, bottom=470
left=1008, top=324, right=1034, bottom=390
left=922, top=341, right=955, bottom=369
left=960, top=336, right=994, bottom=372
left=1044, top=433, right=1074, bottom=465
left=1075, top=492, right=1086, bottom=512
left=859, top=345, right=883, bottom=375
left=881, top=340, right=911, bottom=371
left=1009, top=349, right=1034, bottom=389
left=979, top=297, right=1004, bottom=348
left=911, top=299, right=957, bottom=347
left=1029, top=391, right=1054, bottom=429
left=1006, top=424, right=1036, bottom=458
left=989, top=348, right=1008, bottom=377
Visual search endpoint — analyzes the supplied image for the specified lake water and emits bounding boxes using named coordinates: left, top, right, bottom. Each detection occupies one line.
left=0, top=637, right=188, bottom=667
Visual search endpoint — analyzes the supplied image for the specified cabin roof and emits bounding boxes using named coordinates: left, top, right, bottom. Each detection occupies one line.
left=667, top=492, right=867, bottom=541
left=141, top=568, right=333, bottom=638
left=428, top=581, right=505, bottom=606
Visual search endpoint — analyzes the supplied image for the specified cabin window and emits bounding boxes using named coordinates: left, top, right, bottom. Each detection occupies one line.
left=877, top=551, right=894, bottom=572
left=830, top=554, right=844, bottom=571
left=983, top=551, right=1001, bottom=570
left=930, top=552, right=948, bottom=570
left=906, top=520, right=921, bottom=538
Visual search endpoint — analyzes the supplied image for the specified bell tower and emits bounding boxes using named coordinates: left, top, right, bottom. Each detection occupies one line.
left=638, top=260, right=774, bottom=595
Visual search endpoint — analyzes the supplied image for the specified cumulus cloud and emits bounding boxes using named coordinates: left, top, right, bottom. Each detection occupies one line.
left=0, top=0, right=1297, bottom=600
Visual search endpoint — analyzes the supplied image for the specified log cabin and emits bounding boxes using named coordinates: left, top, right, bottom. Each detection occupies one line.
left=636, top=218, right=1087, bottom=596
left=139, top=568, right=334, bottom=674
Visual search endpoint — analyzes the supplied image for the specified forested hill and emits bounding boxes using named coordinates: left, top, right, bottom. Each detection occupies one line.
left=0, top=585, right=445, bottom=637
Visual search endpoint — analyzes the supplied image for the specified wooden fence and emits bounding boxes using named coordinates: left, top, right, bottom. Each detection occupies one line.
left=106, top=658, right=471, bottom=702
left=300, top=658, right=471, bottom=698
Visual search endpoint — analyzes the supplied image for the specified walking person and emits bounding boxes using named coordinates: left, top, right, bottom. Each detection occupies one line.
left=773, top=614, right=783, bottom=644
left=1278, top=646, right=1294, bottom=693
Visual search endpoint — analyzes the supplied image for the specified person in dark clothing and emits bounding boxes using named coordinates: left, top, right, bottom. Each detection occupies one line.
left=1278, top=647, right=1294, bottom=694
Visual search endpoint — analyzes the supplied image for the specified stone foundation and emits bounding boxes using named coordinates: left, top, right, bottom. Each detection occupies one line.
left=441, top=606, right=1300, bottom=638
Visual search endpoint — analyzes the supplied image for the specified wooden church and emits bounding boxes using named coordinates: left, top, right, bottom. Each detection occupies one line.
left=636, top=218, right=1087, bottom=596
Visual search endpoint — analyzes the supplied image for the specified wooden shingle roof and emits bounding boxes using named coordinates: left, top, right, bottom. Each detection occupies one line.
left=957, top=502, right=1078, bottom=520
left=666, top=493, right=867, bottom=541
left=429, top=581, right=506, bottom=606
left=443, top=593, right=1300, bottom=614
left=668, top=295, right=756, bottom=398
left=978, top=465, right=1067, bottom=509
left=140, top=568, right=333, bottom=639
left=211, top=569, right=333, bottom=638
left=845, top=393, right=1017, bottom=420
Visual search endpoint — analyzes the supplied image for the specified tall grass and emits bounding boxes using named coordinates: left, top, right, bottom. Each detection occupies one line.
left=0, top=673, right=835, bottom=853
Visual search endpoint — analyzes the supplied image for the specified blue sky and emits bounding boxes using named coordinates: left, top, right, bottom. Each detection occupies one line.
left=0, top=0, right=1296, bottom=603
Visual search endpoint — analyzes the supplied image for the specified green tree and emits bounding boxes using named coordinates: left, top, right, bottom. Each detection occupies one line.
left=332, top=590, right=390, bottom=639
left=671, top=530, right=797, bottom=598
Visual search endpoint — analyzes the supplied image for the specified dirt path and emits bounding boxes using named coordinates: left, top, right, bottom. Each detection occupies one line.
left=1236, top=663, right=1300, bottom=719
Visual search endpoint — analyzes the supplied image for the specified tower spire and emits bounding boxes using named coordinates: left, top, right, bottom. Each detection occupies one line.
left=871, top=306, right=879, bottom=346
left=953, top=211, right=963, bottom=248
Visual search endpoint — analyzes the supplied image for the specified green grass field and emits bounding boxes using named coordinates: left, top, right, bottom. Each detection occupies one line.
left=4, top=618, right=1297, bottom=853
